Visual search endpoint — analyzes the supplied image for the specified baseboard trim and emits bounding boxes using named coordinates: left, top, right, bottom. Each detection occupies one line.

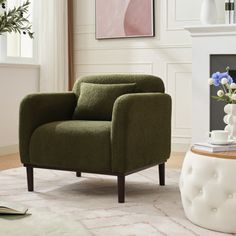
left=172, top=143, right=191, bottom=152
left=0, top=144, right=19, bottom=156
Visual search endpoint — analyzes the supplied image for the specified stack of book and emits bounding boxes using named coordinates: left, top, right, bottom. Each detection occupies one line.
left=225, top=0, right=236, bottom=24
left=193, top=142, right=236, bottom=153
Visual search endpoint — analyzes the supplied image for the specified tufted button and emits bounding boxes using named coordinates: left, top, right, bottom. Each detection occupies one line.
left=199, top=189, right=203, bottom=195
left=213, top=172, right=218, bottom=179
left=211, top=208, right=217, bottom=213
left=188, top=167, right=192, bottom=174
left=186, top=198, right=192, bottom=206
left=228, top=193, right=233, bottom=199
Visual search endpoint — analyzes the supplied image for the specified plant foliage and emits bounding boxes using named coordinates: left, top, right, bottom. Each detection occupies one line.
left=0, top=0, right=34, bottom=38
left=209, top=67, right=236, bottom=104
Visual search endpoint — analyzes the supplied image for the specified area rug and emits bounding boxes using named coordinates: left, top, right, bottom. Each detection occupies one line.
left=0, top=167, right=234, bottom=236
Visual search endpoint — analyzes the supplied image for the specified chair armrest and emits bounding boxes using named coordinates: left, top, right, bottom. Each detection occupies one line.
left=111, top=93, right=172, bottom=173
left=19, top=92, right=77, bottom=164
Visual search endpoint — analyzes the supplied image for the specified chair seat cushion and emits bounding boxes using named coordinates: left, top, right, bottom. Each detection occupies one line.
left=29, top=120, right=111, bottom=172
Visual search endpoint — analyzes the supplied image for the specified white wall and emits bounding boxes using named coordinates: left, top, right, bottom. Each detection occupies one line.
left=0, top=64, right=39, bottom=155
left=73, top=0, right=224, bottom=151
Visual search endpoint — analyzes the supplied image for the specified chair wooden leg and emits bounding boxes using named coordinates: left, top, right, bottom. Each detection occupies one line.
left=117, top=175, right=125, bottom=203
left=159, top=163, right=165, bottom=186
left=76, top=172, right=81, bottom=177
left=26, top=166, right=34, bottom=191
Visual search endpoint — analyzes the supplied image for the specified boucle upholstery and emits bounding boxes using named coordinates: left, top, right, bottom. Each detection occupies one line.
left=19, top=74, right=172, bottom=203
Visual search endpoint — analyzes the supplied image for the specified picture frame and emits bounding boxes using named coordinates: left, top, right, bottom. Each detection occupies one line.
left=95, top=0, right=155, bottom=39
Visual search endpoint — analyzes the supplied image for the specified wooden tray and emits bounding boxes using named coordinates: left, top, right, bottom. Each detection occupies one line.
left=191, top=147, right=236, bottom=160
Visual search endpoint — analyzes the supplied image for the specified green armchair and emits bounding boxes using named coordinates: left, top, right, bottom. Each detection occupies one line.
left=19, top=74, right=172, bottom=203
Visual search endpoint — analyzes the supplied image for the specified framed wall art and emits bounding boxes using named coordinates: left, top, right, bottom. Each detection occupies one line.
left=95, top=0, right=155, bottom=39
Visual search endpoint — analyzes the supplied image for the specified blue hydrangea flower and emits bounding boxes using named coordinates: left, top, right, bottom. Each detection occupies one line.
left=212, top=72, right=221, bottom=86
left=211, top=71, right=233, bottom=86
left=218, top=72, right=228, bottom=79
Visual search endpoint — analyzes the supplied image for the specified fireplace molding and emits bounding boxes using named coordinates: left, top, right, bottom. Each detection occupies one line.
left=185, top=24, right=236, bottom=37
left=185, top=24, right=236, bottom=143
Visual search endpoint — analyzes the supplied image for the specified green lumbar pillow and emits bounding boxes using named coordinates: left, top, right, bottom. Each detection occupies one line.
left=72, top=82, right=136, bottom=120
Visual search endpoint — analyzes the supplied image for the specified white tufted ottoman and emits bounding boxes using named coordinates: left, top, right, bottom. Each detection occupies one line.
left=179, top=149, right=236, bottom=233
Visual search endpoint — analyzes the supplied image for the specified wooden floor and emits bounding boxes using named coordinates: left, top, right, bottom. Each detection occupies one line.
left=167, top=152, right=185, bottom=169
left=0, top=153, right=22, bottom=170
left=0, top=152, right=185, bottom=171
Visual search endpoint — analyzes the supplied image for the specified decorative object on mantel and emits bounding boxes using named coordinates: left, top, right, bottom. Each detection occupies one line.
left=229, top=0, right=235, bottom=23
left=225, top=0, right=235, bottom=24
left=0, top=0, right=34, bottom=38
left=209, top=67, right=236, bottom=140
left=225, top=0, right=230, bottom=24
left=200, top=0, right=217, bottom=25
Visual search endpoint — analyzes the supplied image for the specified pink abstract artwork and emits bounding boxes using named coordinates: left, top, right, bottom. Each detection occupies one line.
left=96, top=0, right=154, bottom=39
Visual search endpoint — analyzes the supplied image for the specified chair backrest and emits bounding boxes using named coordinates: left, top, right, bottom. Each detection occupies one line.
left=73, top=74, right=165, bottom=97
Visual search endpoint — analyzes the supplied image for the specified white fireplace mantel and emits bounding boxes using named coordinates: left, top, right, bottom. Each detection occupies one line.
left=185, top=24, right=236, bottom=143
left=185, top=24, right=236, bottom=37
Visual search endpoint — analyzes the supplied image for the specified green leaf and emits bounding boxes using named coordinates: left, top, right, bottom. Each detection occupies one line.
left=0, top=0, right=34, bottom=38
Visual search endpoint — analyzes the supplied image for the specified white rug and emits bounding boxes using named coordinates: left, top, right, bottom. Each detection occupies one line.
left=0, top=167, right=234, bottom=236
